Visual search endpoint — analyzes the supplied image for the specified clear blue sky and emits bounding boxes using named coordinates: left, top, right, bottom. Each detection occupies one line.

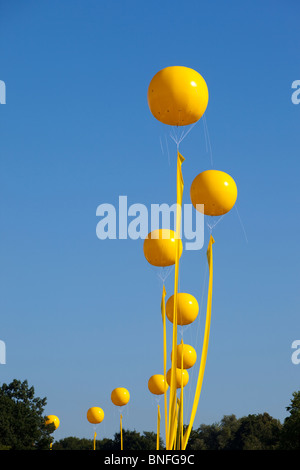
left=0, top=0, right=299, bottom=442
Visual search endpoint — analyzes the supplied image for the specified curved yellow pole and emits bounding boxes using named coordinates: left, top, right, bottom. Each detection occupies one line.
left=93, top=431, right=97, bottom=451
left=183, top=235, right=215, bottom=449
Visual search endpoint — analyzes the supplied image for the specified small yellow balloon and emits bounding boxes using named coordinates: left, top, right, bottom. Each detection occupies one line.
left=171, top=343, right=197, bottom=369
left=190, top=170, right=238, bottom=216
left=148, top=66, right=209, bottom=126
left=166, top=368, right=189, bottom=389
left=111, top=388, right=130, bottom=407
left=166, top=293, right=199, bottom=326
left=148, top=374, right=169, bottom=395
left=143, top=229, right=183, bottom=267
left=45, top=415, right=60, bottom=430
left=87, top=407, right=104, bottom=424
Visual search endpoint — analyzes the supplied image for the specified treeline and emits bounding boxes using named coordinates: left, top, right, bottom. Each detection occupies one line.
left=0, top=380, right=299, bottom=450
left=52, top=430, right=163, bottom=451
left=51, top=410, right=297, bottom=451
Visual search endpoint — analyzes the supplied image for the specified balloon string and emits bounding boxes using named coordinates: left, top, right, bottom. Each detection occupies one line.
left=203, top=114, right=214, bottom=167
left=170, top=123, right=197, bottom=147
left=235, top=205, right=248, bottom=244
left=207, top=214, right=225, bottom=231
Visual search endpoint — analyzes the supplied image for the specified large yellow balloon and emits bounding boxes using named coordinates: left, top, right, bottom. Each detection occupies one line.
left=171, top=343, right=197, bottom=369
left=148, top=374, right=169, bottom=395
left=143, top=229, right=183, bottom=267
left=166, top=293, right=199, bottom=326
left=45, top=415, right=60, bottom=430
left=147, top=66, right=209, bottom=126
left=166, top=368, right=189, bottom=389
left=87, top=407, right=104, bottom=424
left=111, top=388, right=130, bottom=407
left=190, top=170, right=238, bottom=216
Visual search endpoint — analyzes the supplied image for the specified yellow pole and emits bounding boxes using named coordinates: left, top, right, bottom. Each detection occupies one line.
left=180, top=338, right=184, bottom=449
left=120, top=414, right=123, bottom=450
left=93, top=431, right=97, bottom=451
left=161, top=285, right=169, bottom=449
left=156, top=405, right=161, bottom=450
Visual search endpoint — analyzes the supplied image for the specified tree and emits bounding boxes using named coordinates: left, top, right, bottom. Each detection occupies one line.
left=185, top=422, right=221, bottom=450
left=53, top=436, right=95, bottom=450
left=100, top=429, right=163, bottom=451
left=0, top=379, right=53, bottom=450
left=229, top=413, right=282, bottom=450
left=185, top=413, right=282, bottom=450
left=279, top=391, right=300, bottom=450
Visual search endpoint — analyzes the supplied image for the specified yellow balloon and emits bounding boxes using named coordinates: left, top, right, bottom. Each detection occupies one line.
left=166, top=368, right=189, bottom=389
left=45, top=415, right=60, bottom=430
left=148, top=374, right=169, bottom=395
left=166, top=293, right=199, bottom=326
left=147, top=66, right=209, bottom=126
left=143, top=229, right=183, bottom=267
left=190, top=170, right=238, bottom=216
left=87, top=407, right=104, bottom=424
left=171, top=343, right=197, bottom=369
left=111, top=388, right=130, bottom=407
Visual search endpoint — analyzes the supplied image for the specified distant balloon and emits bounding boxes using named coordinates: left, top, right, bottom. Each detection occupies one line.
left=87, top=407, right=104, bottom=424
left=143, top=229, right=183, bottom=267
left=166, top=293, right=199, bottom=326
left=147, top=66, right=209, bottom=126
left=45, top=415, right=60, bottom=430
left=171, top=343, right=197, bottom=369
left=190, top=170, right=237, bottom=216
left=166, top=368, right=189, bottom=389
left=148, top=374, right=169, bottom=395
left=111, top=388, right=130, bottom=407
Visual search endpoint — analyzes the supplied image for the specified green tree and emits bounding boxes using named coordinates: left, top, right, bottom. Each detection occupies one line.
left=53, top=436, right=95, bottom=450
left=229, top=413, right=282, bottom=450
left=185, top=413, right=282, bottom=450
left=217, top=414, right=241, bottom=449
left=0, top=379, right=53, bottom=450
left=279, top=391, right=300, bottom=450
left=185, top=422, right=221, bottom=450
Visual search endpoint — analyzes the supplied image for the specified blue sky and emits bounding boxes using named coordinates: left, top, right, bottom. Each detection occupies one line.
left=0, top=0, right=299, bottom=442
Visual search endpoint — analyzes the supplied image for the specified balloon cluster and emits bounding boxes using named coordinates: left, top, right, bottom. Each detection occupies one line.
left=45, top=65, right=238, bottom=453
left=145, top=66, right=237, bottom=450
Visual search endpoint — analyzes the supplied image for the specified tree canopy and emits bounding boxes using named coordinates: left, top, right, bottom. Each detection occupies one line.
left=279, top=391, right=300, bottom=450
left=0, top=379, right=53, bottom=450
left=185, top=413, right=282, bottom=450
